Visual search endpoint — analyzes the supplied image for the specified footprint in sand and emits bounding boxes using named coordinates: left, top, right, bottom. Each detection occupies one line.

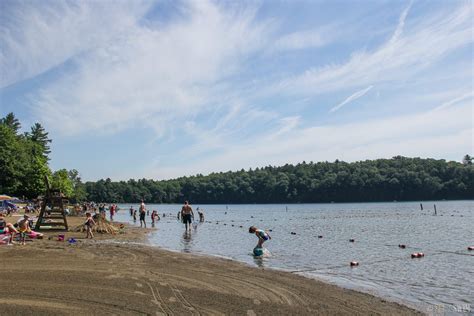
left=253, top=299, right=261, bottom=305
left=247, top=310, right=256, bottom=316
left=136, top=283, right=143, bottom=288
left=168, top=297, right=177, bottom=302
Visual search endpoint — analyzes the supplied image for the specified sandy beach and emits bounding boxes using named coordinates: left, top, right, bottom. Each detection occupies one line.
left=0, top=216, right=420, bottom=315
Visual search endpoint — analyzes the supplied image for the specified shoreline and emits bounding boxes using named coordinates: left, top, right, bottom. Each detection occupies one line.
left=1, top=217, right=421, bottom=315
left=141, top=239, right=427, bottom=314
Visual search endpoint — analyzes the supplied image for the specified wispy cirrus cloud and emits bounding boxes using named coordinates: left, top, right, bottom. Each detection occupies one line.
left=271, top=2, right=472, bottom=97
left=330, top=85, right=374, bottom=113
left=0, top=0, right=151, bottom=88
left=10, top=1, right=271, bottom=136
left=271, top=29, right=327, bottom=52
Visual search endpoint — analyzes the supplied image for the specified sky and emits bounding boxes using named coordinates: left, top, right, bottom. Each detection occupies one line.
left=0, top=0, right=473, bottom=181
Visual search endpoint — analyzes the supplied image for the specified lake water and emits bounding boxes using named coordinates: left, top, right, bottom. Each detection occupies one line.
left=115, top=201, right=473, bottom=314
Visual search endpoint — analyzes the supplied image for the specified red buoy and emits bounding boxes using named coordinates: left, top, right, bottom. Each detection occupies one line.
left=350, top=261, right=359, bottom=266
left=411, top=252, right=424, bottom=258
left=467, top=246, right=474, bottom=251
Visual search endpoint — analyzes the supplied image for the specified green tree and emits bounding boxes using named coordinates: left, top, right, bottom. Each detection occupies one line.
left=27, top=123, right=52, bottom=159
left=0, top=112, right=21, bottom=133
left=51, top=169, right=74, bottom=197
left=463, top=154, right=472, bottom=165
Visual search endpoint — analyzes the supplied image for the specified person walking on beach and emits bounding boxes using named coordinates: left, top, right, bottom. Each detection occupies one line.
left=181, top=201, right=194, bottom=232
left=84, top=212, right=96, bottom=239
left=139, top=201, right=146, bottom=228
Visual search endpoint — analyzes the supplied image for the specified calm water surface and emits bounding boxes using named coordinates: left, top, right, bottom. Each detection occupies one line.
left=116, top=201, right=473, bottom=314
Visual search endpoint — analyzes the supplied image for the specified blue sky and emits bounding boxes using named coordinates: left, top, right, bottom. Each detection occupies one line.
left=1, top=0, right=472, bottom=181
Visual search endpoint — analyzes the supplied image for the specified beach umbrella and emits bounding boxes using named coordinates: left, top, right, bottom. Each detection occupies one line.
left=0, top=195, right=13, bottom=201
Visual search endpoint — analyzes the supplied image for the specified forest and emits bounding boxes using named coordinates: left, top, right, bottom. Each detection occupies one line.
left=1, top=113, right=473, bottom=203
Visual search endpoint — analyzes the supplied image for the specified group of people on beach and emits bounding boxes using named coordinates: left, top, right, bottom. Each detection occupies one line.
left=0, top=213, right=35, bottom=245
left=81, top=200, right=271, bottom=256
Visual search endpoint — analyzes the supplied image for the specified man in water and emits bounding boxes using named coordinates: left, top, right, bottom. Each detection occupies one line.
left=139, top=200, right=146, bottom=228
left=181, top=201, right=194, bottom=232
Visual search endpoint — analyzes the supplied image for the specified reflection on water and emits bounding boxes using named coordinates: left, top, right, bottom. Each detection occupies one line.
left=116, top=201, right=474, bottom=313
left=181, top=231, right=193, bottom=253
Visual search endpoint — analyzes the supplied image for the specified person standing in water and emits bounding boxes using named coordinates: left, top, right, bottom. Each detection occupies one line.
left=139, top=200, right=146, bottom=228
left=181, top=201, right=194, bottom=232
left=249, top=226, right=271, bottom=255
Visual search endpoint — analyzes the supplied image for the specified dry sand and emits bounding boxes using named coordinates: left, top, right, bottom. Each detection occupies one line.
left=0, top=216, right=420, bottom=315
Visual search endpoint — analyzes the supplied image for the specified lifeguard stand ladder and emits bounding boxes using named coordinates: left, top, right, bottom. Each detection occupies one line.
left=35, top=176, right=69, bottom=231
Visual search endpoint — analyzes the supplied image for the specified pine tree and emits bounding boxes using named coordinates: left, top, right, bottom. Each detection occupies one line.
left=28, top=123, right=52, bottom=159
left=0, top=112, right=21, bottom=133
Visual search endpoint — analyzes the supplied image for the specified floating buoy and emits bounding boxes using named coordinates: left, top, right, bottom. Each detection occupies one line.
left=291, top=232, right=296, bottom=235
left=239, top=226, right=243, bottom=228
left=350, top=261, right=359, bottom=267
left=349, top=239, right=355, bottom=242
left=467, top=246, right=474, bottom=251
left=411, top=252, right=425, bottom=258
left=318, top=235, right=323, bottom=238
left=269, top=229, right=273, bottom=232
left=231, top=224, right=234, bottom=227
left=223, top=223, right=227, bottom=226
left=399, top=244, right=406, bottom=249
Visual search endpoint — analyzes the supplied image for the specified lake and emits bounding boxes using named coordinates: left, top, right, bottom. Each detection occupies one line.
left=115, top=201, right=473, bottom=314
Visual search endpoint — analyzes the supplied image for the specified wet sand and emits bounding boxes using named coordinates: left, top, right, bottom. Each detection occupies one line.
left=0, top=217, right=420, bottom=315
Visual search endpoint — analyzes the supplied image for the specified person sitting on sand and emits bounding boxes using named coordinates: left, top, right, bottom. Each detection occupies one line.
left=17, top=215, right=31, bottom=245
left=84, top=212, right=96, bottom=239
left=249, top=226, right=271, bottom=249
left=0, top=213, right=18, bottom=244
left=181, top=201, right=194, bottom=232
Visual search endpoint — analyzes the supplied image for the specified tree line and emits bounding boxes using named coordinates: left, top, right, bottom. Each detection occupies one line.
left=1, top=113, right=473, bottom=203
left=84, top=156, right=473, bottom=203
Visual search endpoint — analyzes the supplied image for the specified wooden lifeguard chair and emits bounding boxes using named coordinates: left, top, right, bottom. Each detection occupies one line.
left=35, top=176, right=69, bottom=230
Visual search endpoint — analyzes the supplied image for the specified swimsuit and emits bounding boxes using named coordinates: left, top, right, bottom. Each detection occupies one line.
left=257, top=230, right=269, bottom=241
left=182, top=214, right=192, bottom=224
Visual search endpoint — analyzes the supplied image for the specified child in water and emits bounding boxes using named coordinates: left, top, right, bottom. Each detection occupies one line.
left=249, top=226, right=271, bottom=255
